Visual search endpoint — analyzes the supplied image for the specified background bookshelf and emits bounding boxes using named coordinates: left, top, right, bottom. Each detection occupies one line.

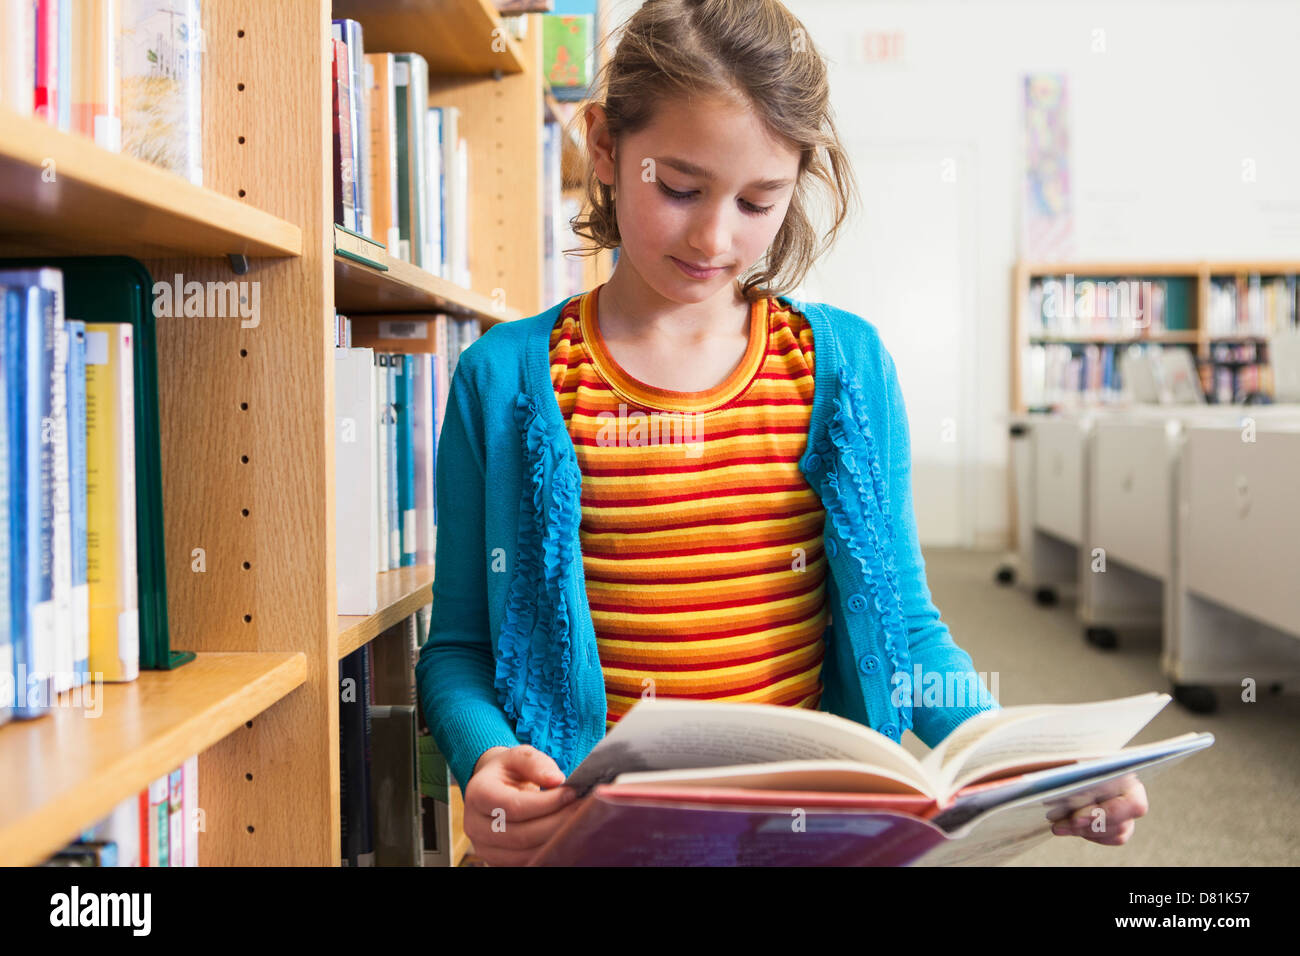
left=0, top=0, right=613, bottom=867
left=1012, top=260, right=1300, bottom=412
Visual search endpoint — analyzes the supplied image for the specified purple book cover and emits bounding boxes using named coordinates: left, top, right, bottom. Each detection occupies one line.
left=528, top=787, right=948, bottom=866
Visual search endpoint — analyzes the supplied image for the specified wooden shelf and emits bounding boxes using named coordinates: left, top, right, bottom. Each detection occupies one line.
left=0, top=107, right=302, bottom=259
left=334, top=242, right=521, bottom=325
left=1028, top=331, right=1201, bottom=344
left=331, top=0, right=527, bottom=76
left=0, top=651, right=307, bottom=867
left=337, top=565, right=437, bottom=659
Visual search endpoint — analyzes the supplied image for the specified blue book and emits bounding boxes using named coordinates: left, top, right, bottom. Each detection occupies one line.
left=0, top=289, right=10, bottom=725
left=66, top=321, right=88, bottom=688
left=395, top=354, right=416, bottom=567
left=1, top=270, right=61, bottom=717
left=386, top=356, right=399, bottom=569
left=429, top=361, right=438, bottom=529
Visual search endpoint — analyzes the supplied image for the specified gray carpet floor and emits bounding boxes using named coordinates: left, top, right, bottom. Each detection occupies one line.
left=898, top=548, right=1300, bottom=866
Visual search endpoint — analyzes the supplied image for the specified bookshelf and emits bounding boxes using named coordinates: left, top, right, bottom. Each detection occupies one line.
left=0, top=0, right=605, bottom=866
left=1012, top=260, right=1300, bottom=413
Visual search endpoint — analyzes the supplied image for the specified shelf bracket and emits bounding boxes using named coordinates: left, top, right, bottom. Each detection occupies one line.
left=228, top=253, right=250, bottom=275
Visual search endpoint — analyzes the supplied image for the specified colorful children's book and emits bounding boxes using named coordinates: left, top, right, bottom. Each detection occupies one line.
left=530, top=693, right=1214, bottom=866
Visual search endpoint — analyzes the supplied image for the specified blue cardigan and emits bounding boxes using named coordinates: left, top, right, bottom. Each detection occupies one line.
left=416, top=292, right=1000, bottom=795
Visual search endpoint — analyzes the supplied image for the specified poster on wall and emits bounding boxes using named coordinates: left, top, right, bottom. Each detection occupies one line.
left=1021, top=73, right=1074, bottom=261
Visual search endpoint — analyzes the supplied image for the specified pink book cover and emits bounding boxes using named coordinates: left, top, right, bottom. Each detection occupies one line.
left=527, top=785, right=949, bottom=866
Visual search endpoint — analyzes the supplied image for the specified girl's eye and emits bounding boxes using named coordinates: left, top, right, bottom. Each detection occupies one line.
left=657, top=181, right=775, bottom=217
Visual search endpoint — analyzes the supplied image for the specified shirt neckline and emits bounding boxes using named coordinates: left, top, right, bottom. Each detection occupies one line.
left=577, top=282, right=770, bottom=413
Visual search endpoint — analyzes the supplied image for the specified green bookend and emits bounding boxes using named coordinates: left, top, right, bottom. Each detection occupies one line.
left=8, top=256, right=191, bottom=671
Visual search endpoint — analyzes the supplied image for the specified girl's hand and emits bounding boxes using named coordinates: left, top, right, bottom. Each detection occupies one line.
left=463, top=744, right=582, bottom=866
left=1050, top=777, right=1148, bottom=846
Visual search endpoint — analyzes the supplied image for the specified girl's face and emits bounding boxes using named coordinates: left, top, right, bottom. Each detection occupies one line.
left=590, top=94, right=802, bottom=308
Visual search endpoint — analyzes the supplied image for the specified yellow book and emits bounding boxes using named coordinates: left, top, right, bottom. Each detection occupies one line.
left=85, top=323, right=138, bottom=682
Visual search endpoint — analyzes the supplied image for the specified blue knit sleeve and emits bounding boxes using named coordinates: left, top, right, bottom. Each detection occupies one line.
left=878, top=345, right=1001, bottom=746
left=415, top=361, right=521, bottom=798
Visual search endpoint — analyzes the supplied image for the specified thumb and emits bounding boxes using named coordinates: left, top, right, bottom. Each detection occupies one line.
left=504, top=745, right=566, bottom=788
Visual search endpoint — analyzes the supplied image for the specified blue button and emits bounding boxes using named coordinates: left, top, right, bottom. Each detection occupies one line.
left=847, top=593, right=868, bottom=613
left=881, top=723, right=898, bottom=739
left=804, top=453, right=822, bottom=473
left=858, top=654, right=880, bottom=674
left=825, top=537, right=838, bottom=558
left=815, top=438, right=832, bottom=455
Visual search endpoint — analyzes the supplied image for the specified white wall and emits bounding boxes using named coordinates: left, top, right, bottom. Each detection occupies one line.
left=600, top=0, right=1300, bottom=546
left=789, top=0, right=1300, bottom=547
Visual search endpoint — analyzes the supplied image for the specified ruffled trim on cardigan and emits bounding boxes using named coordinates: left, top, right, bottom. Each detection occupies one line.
left=822, top=365, right=914, bottom=734
left=494, top=393, right=582, bottom=760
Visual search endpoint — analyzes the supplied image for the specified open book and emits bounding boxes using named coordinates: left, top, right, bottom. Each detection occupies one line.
left=528, top=693, right=1213, bottom=866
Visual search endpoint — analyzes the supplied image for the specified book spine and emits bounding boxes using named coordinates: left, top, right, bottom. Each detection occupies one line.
left=331, top=35, right=357, bottom=232
left=70, top=0, right=121, bottom=149
left=392, top=56, right=411, bottom=263
left=85, top=324, right=139, bottom=683
left=409, top=56, right=429, bottom=271
left=52, top=317, right=72, bottom=696
left=386, top=356, right=399, bottom=570
left=120, top=0, right=202, bottom=184
left=0, top=290, right=10, bottom=725
left=365, top=53, right=393, bottom=249
left=148, top=775, right=168, bottom=866
left=429, top=359, right=438, bottom=529
left=334, top=348, right=379, bottom=615
left=0, top=2, right=36, bottom=118
left=411, top=354, right=435, bottom=565
left=182, top=754, right=198, bottom=866
left=13, top=281, right=58, bottom=716
left=426, top=108, right=444, bottom=279
left=347, top=19, right=371, bottom=241
left=167, top=767, right=184, bottom=866
left=396, top=355, right=415, bottom=567
left=374, top=352, right=387, bottom=573
left=67, top=322, right=88, bottom=687
left=359, top=642, right=375, bottom=867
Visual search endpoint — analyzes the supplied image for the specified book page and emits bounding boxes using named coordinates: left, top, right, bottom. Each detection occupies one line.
left=564, top=699, right=929, bottom=795
left=928, top=693, right=1171, bottom=797
left=612, top=759, right=936, bottom=798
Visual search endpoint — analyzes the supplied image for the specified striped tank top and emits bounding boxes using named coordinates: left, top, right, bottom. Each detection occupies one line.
left=548, top=284, right=829, bottom=730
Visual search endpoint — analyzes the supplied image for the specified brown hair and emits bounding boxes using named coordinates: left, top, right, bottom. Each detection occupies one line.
left=564, top=0, right=860, bottom=302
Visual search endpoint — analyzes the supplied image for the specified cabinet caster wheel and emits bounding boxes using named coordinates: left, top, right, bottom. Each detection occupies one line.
left=1034, top=587, right=1057, bottom=606
left=1173, top=684, right=1217, bottom=714
left=995, top=566, right=1016, bottom=586
left=1085, top=627, right=1118, bottom=650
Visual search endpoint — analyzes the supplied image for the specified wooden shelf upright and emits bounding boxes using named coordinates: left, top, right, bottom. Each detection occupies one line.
left=0, top=0, right=615, bottom=867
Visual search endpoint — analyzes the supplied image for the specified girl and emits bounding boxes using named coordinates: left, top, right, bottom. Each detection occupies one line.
left=415, top=0, right=1147, bottom=865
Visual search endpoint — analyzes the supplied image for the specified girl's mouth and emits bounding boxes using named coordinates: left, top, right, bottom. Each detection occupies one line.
left=670, top=256, right=725, bottom=279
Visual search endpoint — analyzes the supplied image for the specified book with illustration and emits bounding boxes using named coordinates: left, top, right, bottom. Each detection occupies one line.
left=529, top=692, right=1213, bottom=866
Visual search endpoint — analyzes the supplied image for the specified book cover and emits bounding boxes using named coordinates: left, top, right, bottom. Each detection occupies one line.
left=365, top=53, right=398, bottom=252
left=66, top=321, right=88, bottom=688
left=182, top=754, right=198, bottom=866
left=393, top=54, right=429, bottom=269
left=0, top=1, right=36, bottom=118
left=167, top=767, right=184, bottom=866
left=370, top=703, right=422, bottom=866
left=120, top=0, right=202, bottom=184
left=395, top=354, right=415, bottom=567
left=51, top=321, right=72, bottom=696
left=147, top=775, right=168, bottom=866
left=542, top=14, right=593, bottom=88
left=426, top=107, right=444, bottom=279
left=386, top=355, right=399, bottom=570
left=0, top=288, right=10, bottom=725
left=334, top=347, right=379, bottom=615
left=331, top=36, right=357, bottom=233
left=2, top=271, right=62, bottom=717
left=84, top=322, right=139, bottom=683
left=70, top=0, right=121, bottom=149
